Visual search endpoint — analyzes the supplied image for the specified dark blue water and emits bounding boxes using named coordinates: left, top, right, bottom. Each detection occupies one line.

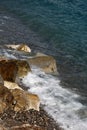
left=0, top=0, right=87, bottom=97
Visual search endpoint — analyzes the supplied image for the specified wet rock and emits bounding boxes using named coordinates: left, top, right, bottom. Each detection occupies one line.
left=0, top=60, right=17, bottom=82
left=11, top=89, right=40, bottom=112
left=27, top=54, right=58, bottom=74
left=0, top=85, right=14, bottom=113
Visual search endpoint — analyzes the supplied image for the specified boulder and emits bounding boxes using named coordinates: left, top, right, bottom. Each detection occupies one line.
left=0, top=60, right=17, bottom=82
left=11, top=89, right=40, bottom=112
left=17, top=44, right=31, bottom=53
left=5, top=44, right=31, bottom=53
left=4, top=81, right=22, bottom=90
left=0, top=85, right=14, bottom=113
left=28, top=54, right=58, bottom=74
left=0, top=59, right=31, bottom=82
left=16, top=60, right=31, bottom=78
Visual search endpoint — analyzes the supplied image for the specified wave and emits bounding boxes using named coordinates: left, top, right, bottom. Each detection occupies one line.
left=22, top=67, right=87, bottom=130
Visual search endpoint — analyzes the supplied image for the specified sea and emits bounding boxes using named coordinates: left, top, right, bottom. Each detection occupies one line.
left=0, top=0, right=87, bottom=130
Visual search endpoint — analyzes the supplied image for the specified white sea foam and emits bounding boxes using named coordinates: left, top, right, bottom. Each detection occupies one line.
left=22, top=67, right=87, bottom=130
left=3, top=16, right=10, bottom=19
left=0, top=29, right=3, bottom=32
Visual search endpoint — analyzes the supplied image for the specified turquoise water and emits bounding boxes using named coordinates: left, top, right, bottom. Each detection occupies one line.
left=0, top=0, right=87, bottom=95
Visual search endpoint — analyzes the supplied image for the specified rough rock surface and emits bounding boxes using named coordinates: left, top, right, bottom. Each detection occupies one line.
left=28, top=55, right=58, bottom=74
left=0, top=85, right=14, bottom=113
left=0, top=59, right=31, bottom=82
left=0, top=106, right=62, bottom=130
left=11, top=89, right=40, bottom=112
left=4, top=81, right=22, bottom=90
left=17, top=44, right=31, bottom=53
left=5, top=44, right=31, bottom=53
left=15, top=60, right=31, bottom=78
left=0, top=60, right=17, bottom=82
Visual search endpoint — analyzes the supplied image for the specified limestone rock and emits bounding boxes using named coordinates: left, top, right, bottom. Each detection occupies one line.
left=0, top=59, right=31, bottom=82
left=4, top=81, right=22, bottom=90
left=17, top=44, right=31, bottom=53
left=28, top=55, right=58, bottom=74
left=5, top=44, right=31, bottom=53
left=11, top=89, right=40, bottom=112
left=0, top=85, right=14, bottom=113
left=16, top=60, right=31, bottom=78
left=0, top=60, right=17, bottom=82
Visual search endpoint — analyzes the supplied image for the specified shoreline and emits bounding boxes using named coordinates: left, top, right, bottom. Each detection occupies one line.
left=0, top=105, right=63, bottom=130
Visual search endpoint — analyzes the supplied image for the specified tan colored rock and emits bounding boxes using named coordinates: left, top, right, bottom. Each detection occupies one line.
left=26, top=92, right=40, bottom=111
left=5, top=44, right=31, bottom=53
left=0, top=59, right=31, bottom=82
left=0, top=85, right=14, bottom=113
left=17, top=44, right=31, bottom=53
left=11, top=89, right=40, bottom=112
left=0, top=101, right=7, bottom=114
left=4, top=81, right=22, bottom=90
left=28, top=55, right=58, bottom=74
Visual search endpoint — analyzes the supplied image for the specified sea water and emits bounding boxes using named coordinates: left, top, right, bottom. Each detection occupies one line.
left=0, top=0, right=87, bottom=129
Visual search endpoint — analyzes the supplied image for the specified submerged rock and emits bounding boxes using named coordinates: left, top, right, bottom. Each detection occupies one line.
left=5, top=44, right=31, bottom=53
left=17, top=44, right=31, bottom=53
left=11, top=89, right=40, bottom=112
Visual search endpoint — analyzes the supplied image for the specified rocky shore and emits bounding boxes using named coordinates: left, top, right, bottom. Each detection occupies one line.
left=0, top=44, right=63, bottom=130
left=0, top=106, right=63, bottom=130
